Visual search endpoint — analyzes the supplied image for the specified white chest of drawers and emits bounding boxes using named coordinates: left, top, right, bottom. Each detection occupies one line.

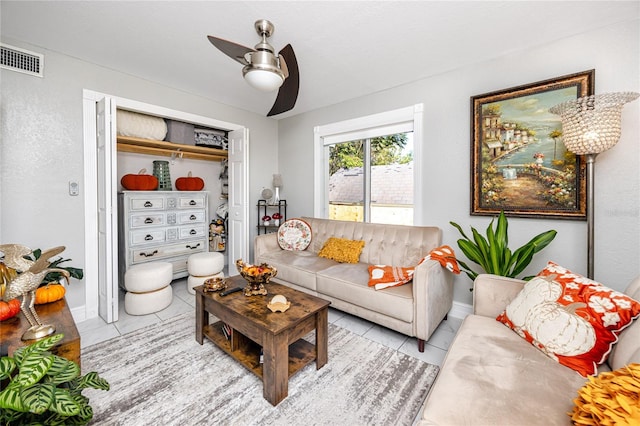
left=118, top=191, right=209, bottom=286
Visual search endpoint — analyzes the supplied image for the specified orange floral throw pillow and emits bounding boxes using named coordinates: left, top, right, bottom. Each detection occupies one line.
left=368, top=265, right=415, bottom=290
left=496, top=262, right=640, bottom=377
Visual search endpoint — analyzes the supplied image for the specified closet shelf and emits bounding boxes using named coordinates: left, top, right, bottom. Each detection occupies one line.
left=117, top=136, right=228, bottom=162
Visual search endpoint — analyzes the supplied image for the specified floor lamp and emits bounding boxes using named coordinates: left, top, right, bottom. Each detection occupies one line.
left=550, top=92, right=639, bottom=279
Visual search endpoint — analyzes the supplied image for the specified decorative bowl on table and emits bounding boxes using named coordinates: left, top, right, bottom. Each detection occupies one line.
left=203, top=277, right=227, bottom=293
left=236, top=259, right=277, bottom=296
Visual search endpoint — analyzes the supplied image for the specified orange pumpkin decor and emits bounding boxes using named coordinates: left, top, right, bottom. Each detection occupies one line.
left=121, top=168, right=158, bottom=190
left=34, top=283, right=66, bottom=305
left=0, top=298, right=20, bottom=321
left=175, top=171, right=205, bottom=191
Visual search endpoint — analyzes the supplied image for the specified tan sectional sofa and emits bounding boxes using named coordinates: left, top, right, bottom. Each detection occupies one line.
left=254, top=217, right=454, bottom=350
left=419, top=274, right=640, bottom=425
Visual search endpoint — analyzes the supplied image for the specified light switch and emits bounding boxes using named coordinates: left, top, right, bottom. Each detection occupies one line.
left=69, top=181, right=79, bottom=196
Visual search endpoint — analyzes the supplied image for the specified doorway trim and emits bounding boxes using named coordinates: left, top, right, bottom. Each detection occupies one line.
left=82, top=89, right=247, bottom=321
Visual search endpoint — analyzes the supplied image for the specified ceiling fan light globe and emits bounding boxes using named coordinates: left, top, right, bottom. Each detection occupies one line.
left=244, top=68, right=284, bottom=92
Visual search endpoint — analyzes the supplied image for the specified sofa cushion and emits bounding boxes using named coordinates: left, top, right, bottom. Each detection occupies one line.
left=609, top=276, right=640, bottom=370
left=420, top=315, right=590, bottom=426
left=496, top=262, right=640, bottom=377
left=318, top=237, right=365, bottom=263
left=317, top=263, right=413, bottom=323
left=277, top=218, right=312, bottom=251
left=256, top=249, right=336, bottom=291
left=303, top=217, right=440, bottom=266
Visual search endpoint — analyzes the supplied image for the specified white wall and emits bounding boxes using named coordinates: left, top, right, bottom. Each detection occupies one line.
left=277, top=20, right=640, bottom=306
left=0, top=38, right=279, bottom=311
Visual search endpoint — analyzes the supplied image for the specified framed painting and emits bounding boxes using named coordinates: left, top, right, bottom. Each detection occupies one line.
left=471, top=70, right=594, bottom=220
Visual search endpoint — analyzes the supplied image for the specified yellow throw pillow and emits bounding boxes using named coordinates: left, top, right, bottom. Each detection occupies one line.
left=318, top=237, right=365, bottom=264
left=570, top=363, right=640, bottom=424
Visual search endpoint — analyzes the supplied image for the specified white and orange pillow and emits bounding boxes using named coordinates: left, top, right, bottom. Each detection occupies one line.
left=496, top=262, right=640, bottom=377
left=368, top=245, right=460, bottom=290
left=368, top=265, right=416, bottom=290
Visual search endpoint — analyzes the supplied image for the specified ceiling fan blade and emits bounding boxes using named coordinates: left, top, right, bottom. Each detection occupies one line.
left=267, top=44, right=299, bottom=117
left=207, top=35, right=253, bottom=66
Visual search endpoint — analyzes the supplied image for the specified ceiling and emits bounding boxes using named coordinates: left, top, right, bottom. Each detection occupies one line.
left=2, top=1, right=638, bottom=119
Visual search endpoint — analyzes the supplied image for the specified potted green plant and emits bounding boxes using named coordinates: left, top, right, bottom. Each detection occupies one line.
left=450, top=211, right=557, bottom=283
left=0, top=333, right=109, bottom=425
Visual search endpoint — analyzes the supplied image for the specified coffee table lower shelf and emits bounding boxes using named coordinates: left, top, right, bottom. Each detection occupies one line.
left=203, top=321, right=316, bottom=379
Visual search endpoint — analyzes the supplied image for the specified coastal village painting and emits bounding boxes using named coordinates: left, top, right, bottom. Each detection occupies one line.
left=471, top=70, right=594, bottom=219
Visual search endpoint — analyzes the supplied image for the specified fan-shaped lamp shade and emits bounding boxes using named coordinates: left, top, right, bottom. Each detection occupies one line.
left=244, top=69, right=284, bottom=92
left=549, top=92, right=639, bottom=155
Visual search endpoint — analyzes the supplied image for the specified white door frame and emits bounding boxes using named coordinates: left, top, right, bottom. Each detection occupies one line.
left=82, top=89, right=248, bottom=321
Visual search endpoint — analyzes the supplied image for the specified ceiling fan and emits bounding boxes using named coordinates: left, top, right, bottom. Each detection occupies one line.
left=207, top=19, right=299, bottom=117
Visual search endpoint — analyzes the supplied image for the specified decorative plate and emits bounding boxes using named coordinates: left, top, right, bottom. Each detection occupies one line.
left=277, top=218, right=312, bottom=251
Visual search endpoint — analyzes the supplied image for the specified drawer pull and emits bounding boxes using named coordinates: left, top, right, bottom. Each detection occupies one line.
left=189, top=214, right=197, bottom=221
left=139, top=250, right=158, bottom=258
left=144, top=234, right=154, bottom=241
left=144, top=218, right=154, bottom=224
left=186, top=243, right=201, bottom=250
left=189, top=200, right=196, bottom=206
left=144, top=201, right=153, bottom=208
left=189, top=229, right=197, bottom=235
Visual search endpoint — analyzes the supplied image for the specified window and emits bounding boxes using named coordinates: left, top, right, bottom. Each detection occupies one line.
left=314, top=104, right=424, bottom=225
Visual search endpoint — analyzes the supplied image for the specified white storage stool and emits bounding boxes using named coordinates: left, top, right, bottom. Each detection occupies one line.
left=124, top=262, right=173, bottom=315
left=187, top=252, right=225, bottom=295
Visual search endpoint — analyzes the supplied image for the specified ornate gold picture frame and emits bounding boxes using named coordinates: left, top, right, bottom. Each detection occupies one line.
left=471, top=70, right=594, bottom=219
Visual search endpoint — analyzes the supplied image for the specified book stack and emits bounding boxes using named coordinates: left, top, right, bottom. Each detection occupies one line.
left=221, top=323, right=232, bottom=341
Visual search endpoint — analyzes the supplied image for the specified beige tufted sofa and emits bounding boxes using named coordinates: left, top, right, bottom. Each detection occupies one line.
left=254, top=217, right=454, bottom=350
left=418, top=274, right=640, bottom=425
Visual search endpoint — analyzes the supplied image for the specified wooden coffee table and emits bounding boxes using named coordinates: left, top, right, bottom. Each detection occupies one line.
left=195, top=276, right=330, bottom=406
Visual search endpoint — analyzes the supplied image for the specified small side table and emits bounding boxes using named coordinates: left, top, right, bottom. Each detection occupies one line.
left=0, top=298, right=81, bottom=367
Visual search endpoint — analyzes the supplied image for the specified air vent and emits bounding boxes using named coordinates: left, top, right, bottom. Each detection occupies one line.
left=1, top=43, right=44, bottom=77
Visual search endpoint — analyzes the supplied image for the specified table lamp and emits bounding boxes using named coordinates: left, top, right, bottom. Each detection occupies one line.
left=273, top=174, right=283, bottom=205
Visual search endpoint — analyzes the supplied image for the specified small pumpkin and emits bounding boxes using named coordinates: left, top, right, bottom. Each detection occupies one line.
left=121, top=168, right=158, bottom=190
left=175, top=171, right=205, bottom=191
left=0, top=298, right=20, bottom=321
left=35, top=283, right=66, bottom=305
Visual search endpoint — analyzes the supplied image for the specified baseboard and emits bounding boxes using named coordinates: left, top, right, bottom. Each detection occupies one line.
left=448, top=300, right=472, bottom=320
left=70, top=305, right=87, bottom=323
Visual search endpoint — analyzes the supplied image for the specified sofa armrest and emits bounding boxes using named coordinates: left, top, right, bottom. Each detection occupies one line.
left=413, top=259, right=454, bottom=341
left=473, top=274, right=525, bottom=318
left=254, top=232, right=281, bottom=263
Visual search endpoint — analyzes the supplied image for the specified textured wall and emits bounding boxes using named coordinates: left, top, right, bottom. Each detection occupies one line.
left=277, top=20, right=640, bottom=306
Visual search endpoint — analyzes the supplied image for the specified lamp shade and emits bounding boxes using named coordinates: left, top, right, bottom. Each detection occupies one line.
left=272, top=173, right=283, bottom=188
left=244, top=69, right=284, bottom=92
left=549, top=92, right=639, bottom=155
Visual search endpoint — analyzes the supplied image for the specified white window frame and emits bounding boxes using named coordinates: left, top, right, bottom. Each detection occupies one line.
left=313, top=104, right=425, bottom=224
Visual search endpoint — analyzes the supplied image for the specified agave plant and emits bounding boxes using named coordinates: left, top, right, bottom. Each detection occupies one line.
left=450, top=211, right=557, bottom=283
left=0, top=333, right=109, bottom=425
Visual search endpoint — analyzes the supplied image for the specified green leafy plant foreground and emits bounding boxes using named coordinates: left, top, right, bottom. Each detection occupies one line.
left=0, top=333, right=109, bottom=425
left=450, top=211, right=557, bottom=283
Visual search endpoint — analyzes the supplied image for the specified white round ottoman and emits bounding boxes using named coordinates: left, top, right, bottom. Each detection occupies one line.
left=124, top=262, right=173, bottom=315
left=187, top=252, right=225, bottom=295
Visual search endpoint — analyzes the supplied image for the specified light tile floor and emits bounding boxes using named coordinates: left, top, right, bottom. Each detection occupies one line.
left=76, top=278, right=463, bottom=367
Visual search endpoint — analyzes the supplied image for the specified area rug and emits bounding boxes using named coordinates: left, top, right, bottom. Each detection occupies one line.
left=82, top=312, right=439, bottom=425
